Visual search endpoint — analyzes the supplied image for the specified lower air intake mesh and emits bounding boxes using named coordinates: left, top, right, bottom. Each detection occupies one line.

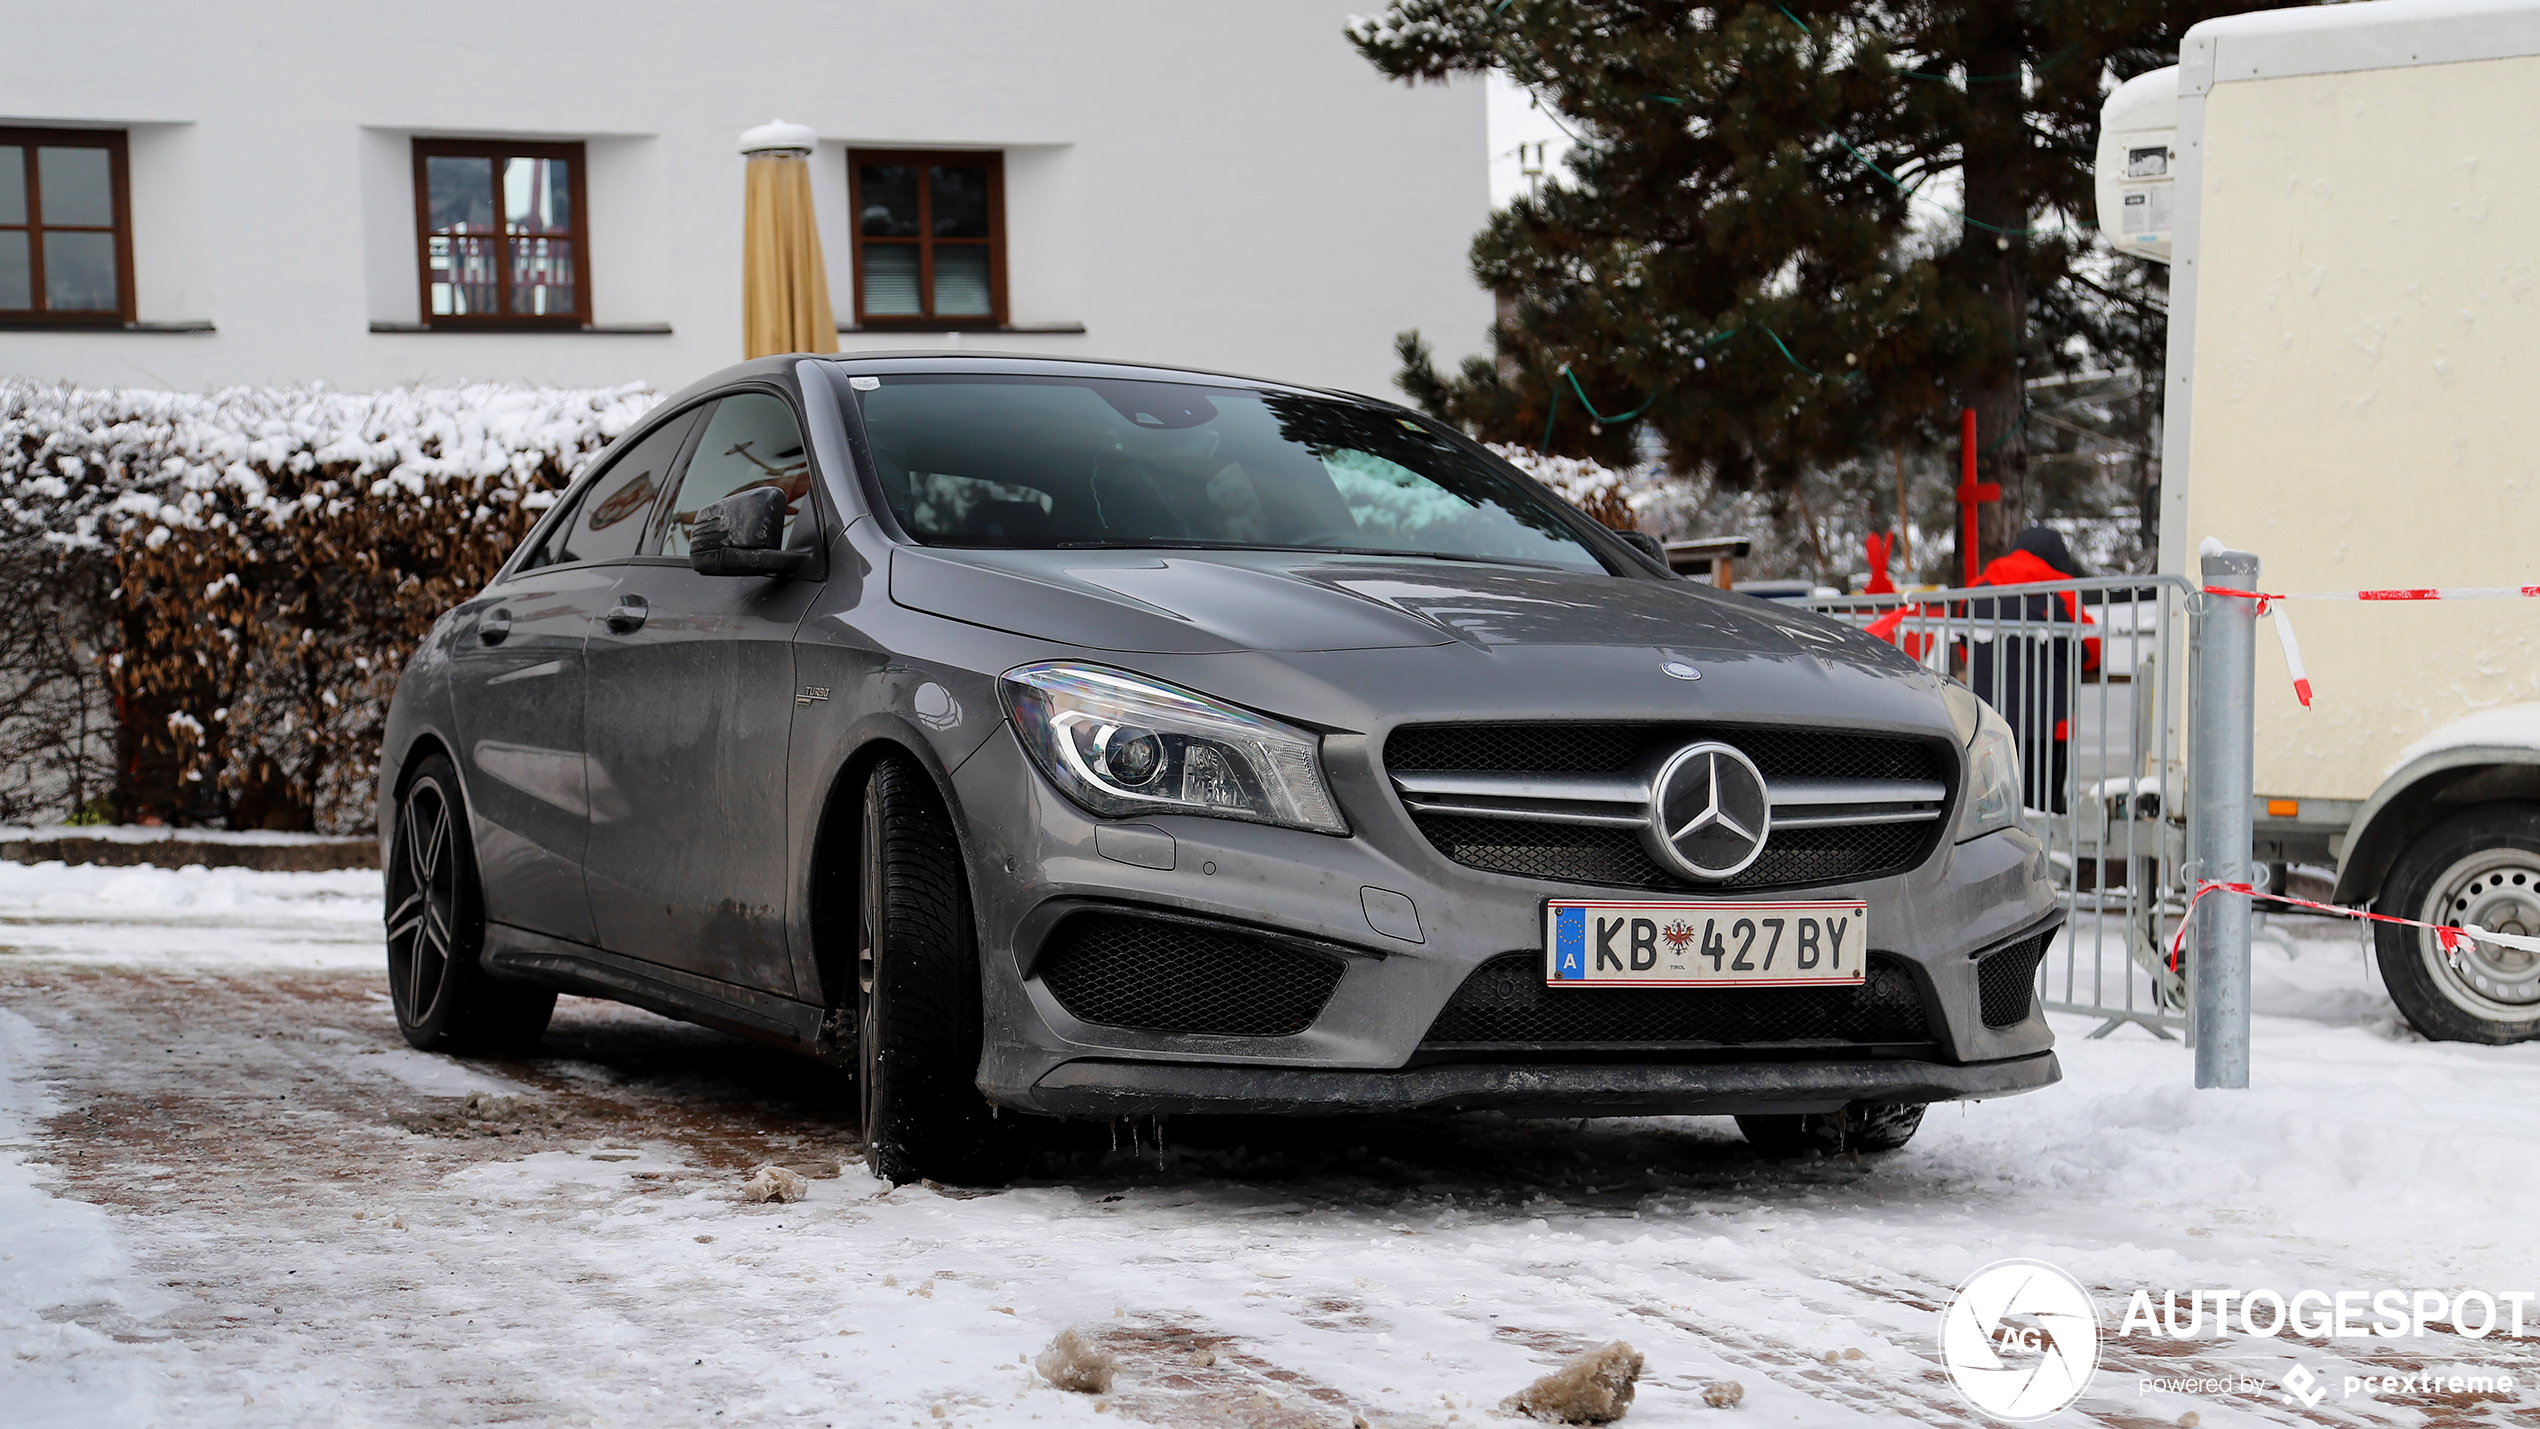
left=1036, top=912, right=1345, bottom=1038
left=1422, top=951, right=1931, bottom=1049
left=1978, top=929, right=2054, bottom=1027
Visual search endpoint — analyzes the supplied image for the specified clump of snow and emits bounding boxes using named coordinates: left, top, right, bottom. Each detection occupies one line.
left=1034, top=1326, right=1117, bottom=1393
left=1700, top=1379, right=1745, bottom=1410
left=1503, top=1340, right=1643, bottom=1423
left=741, top=1165, right=808, bottom=1204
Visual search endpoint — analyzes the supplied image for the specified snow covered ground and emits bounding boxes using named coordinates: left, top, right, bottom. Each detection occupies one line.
left=1, top=859, right=2534, bottom=1427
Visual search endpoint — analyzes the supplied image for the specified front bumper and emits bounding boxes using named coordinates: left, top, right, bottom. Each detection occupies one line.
left=1019, top=1049, right=2061, bottom=1118
left=947, top=705, right=2063, bottom=1119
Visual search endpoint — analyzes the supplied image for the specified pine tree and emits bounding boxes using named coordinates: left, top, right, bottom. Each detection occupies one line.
left=1354, top=0, right=2254, bottom=554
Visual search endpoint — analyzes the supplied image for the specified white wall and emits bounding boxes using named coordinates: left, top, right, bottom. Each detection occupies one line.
left=0, top=1, right=1490, bottom=401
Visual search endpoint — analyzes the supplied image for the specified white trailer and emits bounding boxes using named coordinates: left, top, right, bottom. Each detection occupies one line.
left=2099, top=0, right=2540, bottom=1041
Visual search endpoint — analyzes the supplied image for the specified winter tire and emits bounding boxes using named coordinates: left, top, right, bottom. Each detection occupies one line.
left=385, top=754, right=555, bottom=1053
left=856, top=754, right=1023, bottom=1186
left=1737, top=1102, right=1926, bottom=1156
left=2374, top=802, right=2540, bottom=1044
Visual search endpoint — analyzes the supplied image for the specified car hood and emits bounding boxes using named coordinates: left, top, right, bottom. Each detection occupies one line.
left=888, top=545, right=1908, bottom=670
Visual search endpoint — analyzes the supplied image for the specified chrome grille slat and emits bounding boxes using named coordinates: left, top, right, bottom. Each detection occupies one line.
left=1396, top=798, right=1652, bottom=828
left=1389, top=770, right=1945, bottom=829
left=1772, top=777, right=1948, bottom=807
left=1771, top=808, right=1943, bottom=829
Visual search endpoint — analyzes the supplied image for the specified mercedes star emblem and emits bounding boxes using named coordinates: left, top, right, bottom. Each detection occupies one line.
left=1644, top=741, right=1772, bottom=880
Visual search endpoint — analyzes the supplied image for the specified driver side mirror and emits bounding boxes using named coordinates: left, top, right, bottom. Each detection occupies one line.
left=689, top=487, right=810, bottom=577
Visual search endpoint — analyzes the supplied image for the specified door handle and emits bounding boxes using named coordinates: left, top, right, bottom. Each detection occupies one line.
left=604, top=595, right=649, bottom=633
left=478, top=608, right=512, bottom=646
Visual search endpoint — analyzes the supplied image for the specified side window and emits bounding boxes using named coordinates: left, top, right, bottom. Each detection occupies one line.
left=656, top=393, right=812, bottom=557
left=526, top=411, right=693, bottom=570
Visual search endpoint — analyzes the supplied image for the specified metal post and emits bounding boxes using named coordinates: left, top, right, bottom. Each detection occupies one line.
left=2191, top=545, right=2258, bottom=1088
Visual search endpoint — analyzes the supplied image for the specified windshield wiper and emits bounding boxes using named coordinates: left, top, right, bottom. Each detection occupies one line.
left=1047, top=539, right=1577, bottom=571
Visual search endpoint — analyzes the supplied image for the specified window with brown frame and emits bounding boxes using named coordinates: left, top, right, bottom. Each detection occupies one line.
left=849, top=150, right=1004, bottom=328
left=412, top=139, right=589, bottom=326
left=0, top=128, right=133, bottom=324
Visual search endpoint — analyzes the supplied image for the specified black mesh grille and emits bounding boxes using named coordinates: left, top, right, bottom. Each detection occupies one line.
left=1036, top=913, right=1345, bottom=1038
left=1408, top=815, right=1936, bottom=893
left=1978, top=929, right=2054, bottom=1027
left=1386, top=723, right=1951, bottom=892
left=1422, top=951, right=1931, bottom=1049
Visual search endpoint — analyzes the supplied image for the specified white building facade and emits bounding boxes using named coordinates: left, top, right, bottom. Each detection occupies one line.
left=0, top=1, right=1489, bottom=400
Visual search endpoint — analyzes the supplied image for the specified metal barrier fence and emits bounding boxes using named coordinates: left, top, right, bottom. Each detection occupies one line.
left=1806, top=574, right=2202, bottom=1040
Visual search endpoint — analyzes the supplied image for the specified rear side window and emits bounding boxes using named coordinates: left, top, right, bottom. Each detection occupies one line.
left=522, top=410, right=695, bottom=570
left=655, top=393, right=812, bottom=557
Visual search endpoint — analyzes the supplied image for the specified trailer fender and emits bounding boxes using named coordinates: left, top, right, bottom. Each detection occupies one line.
left=2335, top=744, right=2540, bottom=906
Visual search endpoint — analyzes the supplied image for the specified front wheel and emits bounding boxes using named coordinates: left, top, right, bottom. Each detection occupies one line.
left=856, top=755, right=1022, bottom=1186
left=2374, top=803, right=2540, bottom=1044
left=1738, top=1102, right=1926, bottom=1156
left=385, top=753, right=554, bottom=1053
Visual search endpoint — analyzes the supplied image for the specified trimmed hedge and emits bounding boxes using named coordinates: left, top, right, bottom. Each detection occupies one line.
left=1, top=381, right=659, bottom=832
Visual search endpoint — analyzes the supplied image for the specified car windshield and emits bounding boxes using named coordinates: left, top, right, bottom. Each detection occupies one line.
left=847, top=373, right=1609, bottom=572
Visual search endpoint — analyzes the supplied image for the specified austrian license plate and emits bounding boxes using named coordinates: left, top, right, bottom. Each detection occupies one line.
left=1543, top=898, right=1869, bottom=987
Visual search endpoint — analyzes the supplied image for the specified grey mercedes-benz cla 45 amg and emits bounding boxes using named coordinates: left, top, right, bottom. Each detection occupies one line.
left=380, top=354, right=2061, bottom=1183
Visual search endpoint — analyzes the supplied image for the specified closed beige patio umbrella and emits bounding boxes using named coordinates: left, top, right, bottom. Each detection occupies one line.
left=739, top=119, right=838, bottom=358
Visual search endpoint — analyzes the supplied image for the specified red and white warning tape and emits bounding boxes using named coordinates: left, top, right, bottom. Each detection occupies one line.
left=2166, top=878, right=2540, bottom=973
left=2201, top=583, right=2540, bottom=710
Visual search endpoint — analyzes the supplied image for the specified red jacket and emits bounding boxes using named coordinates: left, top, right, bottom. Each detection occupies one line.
left=1969, top=549, right=2100, bottom=673
left=1865, top=547, right=2101, bottom=673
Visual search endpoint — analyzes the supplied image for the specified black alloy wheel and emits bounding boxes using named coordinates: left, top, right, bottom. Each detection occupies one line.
left=385, top=753, right=554, bottom=1053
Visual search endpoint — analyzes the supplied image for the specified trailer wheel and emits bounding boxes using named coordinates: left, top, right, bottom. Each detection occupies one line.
left=2374, top=803, right=2540, bottom=1044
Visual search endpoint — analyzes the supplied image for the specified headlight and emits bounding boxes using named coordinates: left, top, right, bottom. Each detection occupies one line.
left=1944, top=681, right=2023, bottom=840
left=999, top=662, right=1347, bottom=834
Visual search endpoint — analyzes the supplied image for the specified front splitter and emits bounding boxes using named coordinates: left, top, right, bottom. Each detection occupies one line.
left=1018, top=1050, right=2060, bottom=1118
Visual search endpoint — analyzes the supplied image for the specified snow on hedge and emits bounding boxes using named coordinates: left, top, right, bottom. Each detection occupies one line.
left=1487, top=442, right=1675, bottom=527
left=0, top=379, right=663, bottom=546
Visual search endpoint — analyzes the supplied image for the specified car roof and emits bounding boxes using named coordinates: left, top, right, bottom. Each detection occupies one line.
left=650, top=351, right=1395, bottom=415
